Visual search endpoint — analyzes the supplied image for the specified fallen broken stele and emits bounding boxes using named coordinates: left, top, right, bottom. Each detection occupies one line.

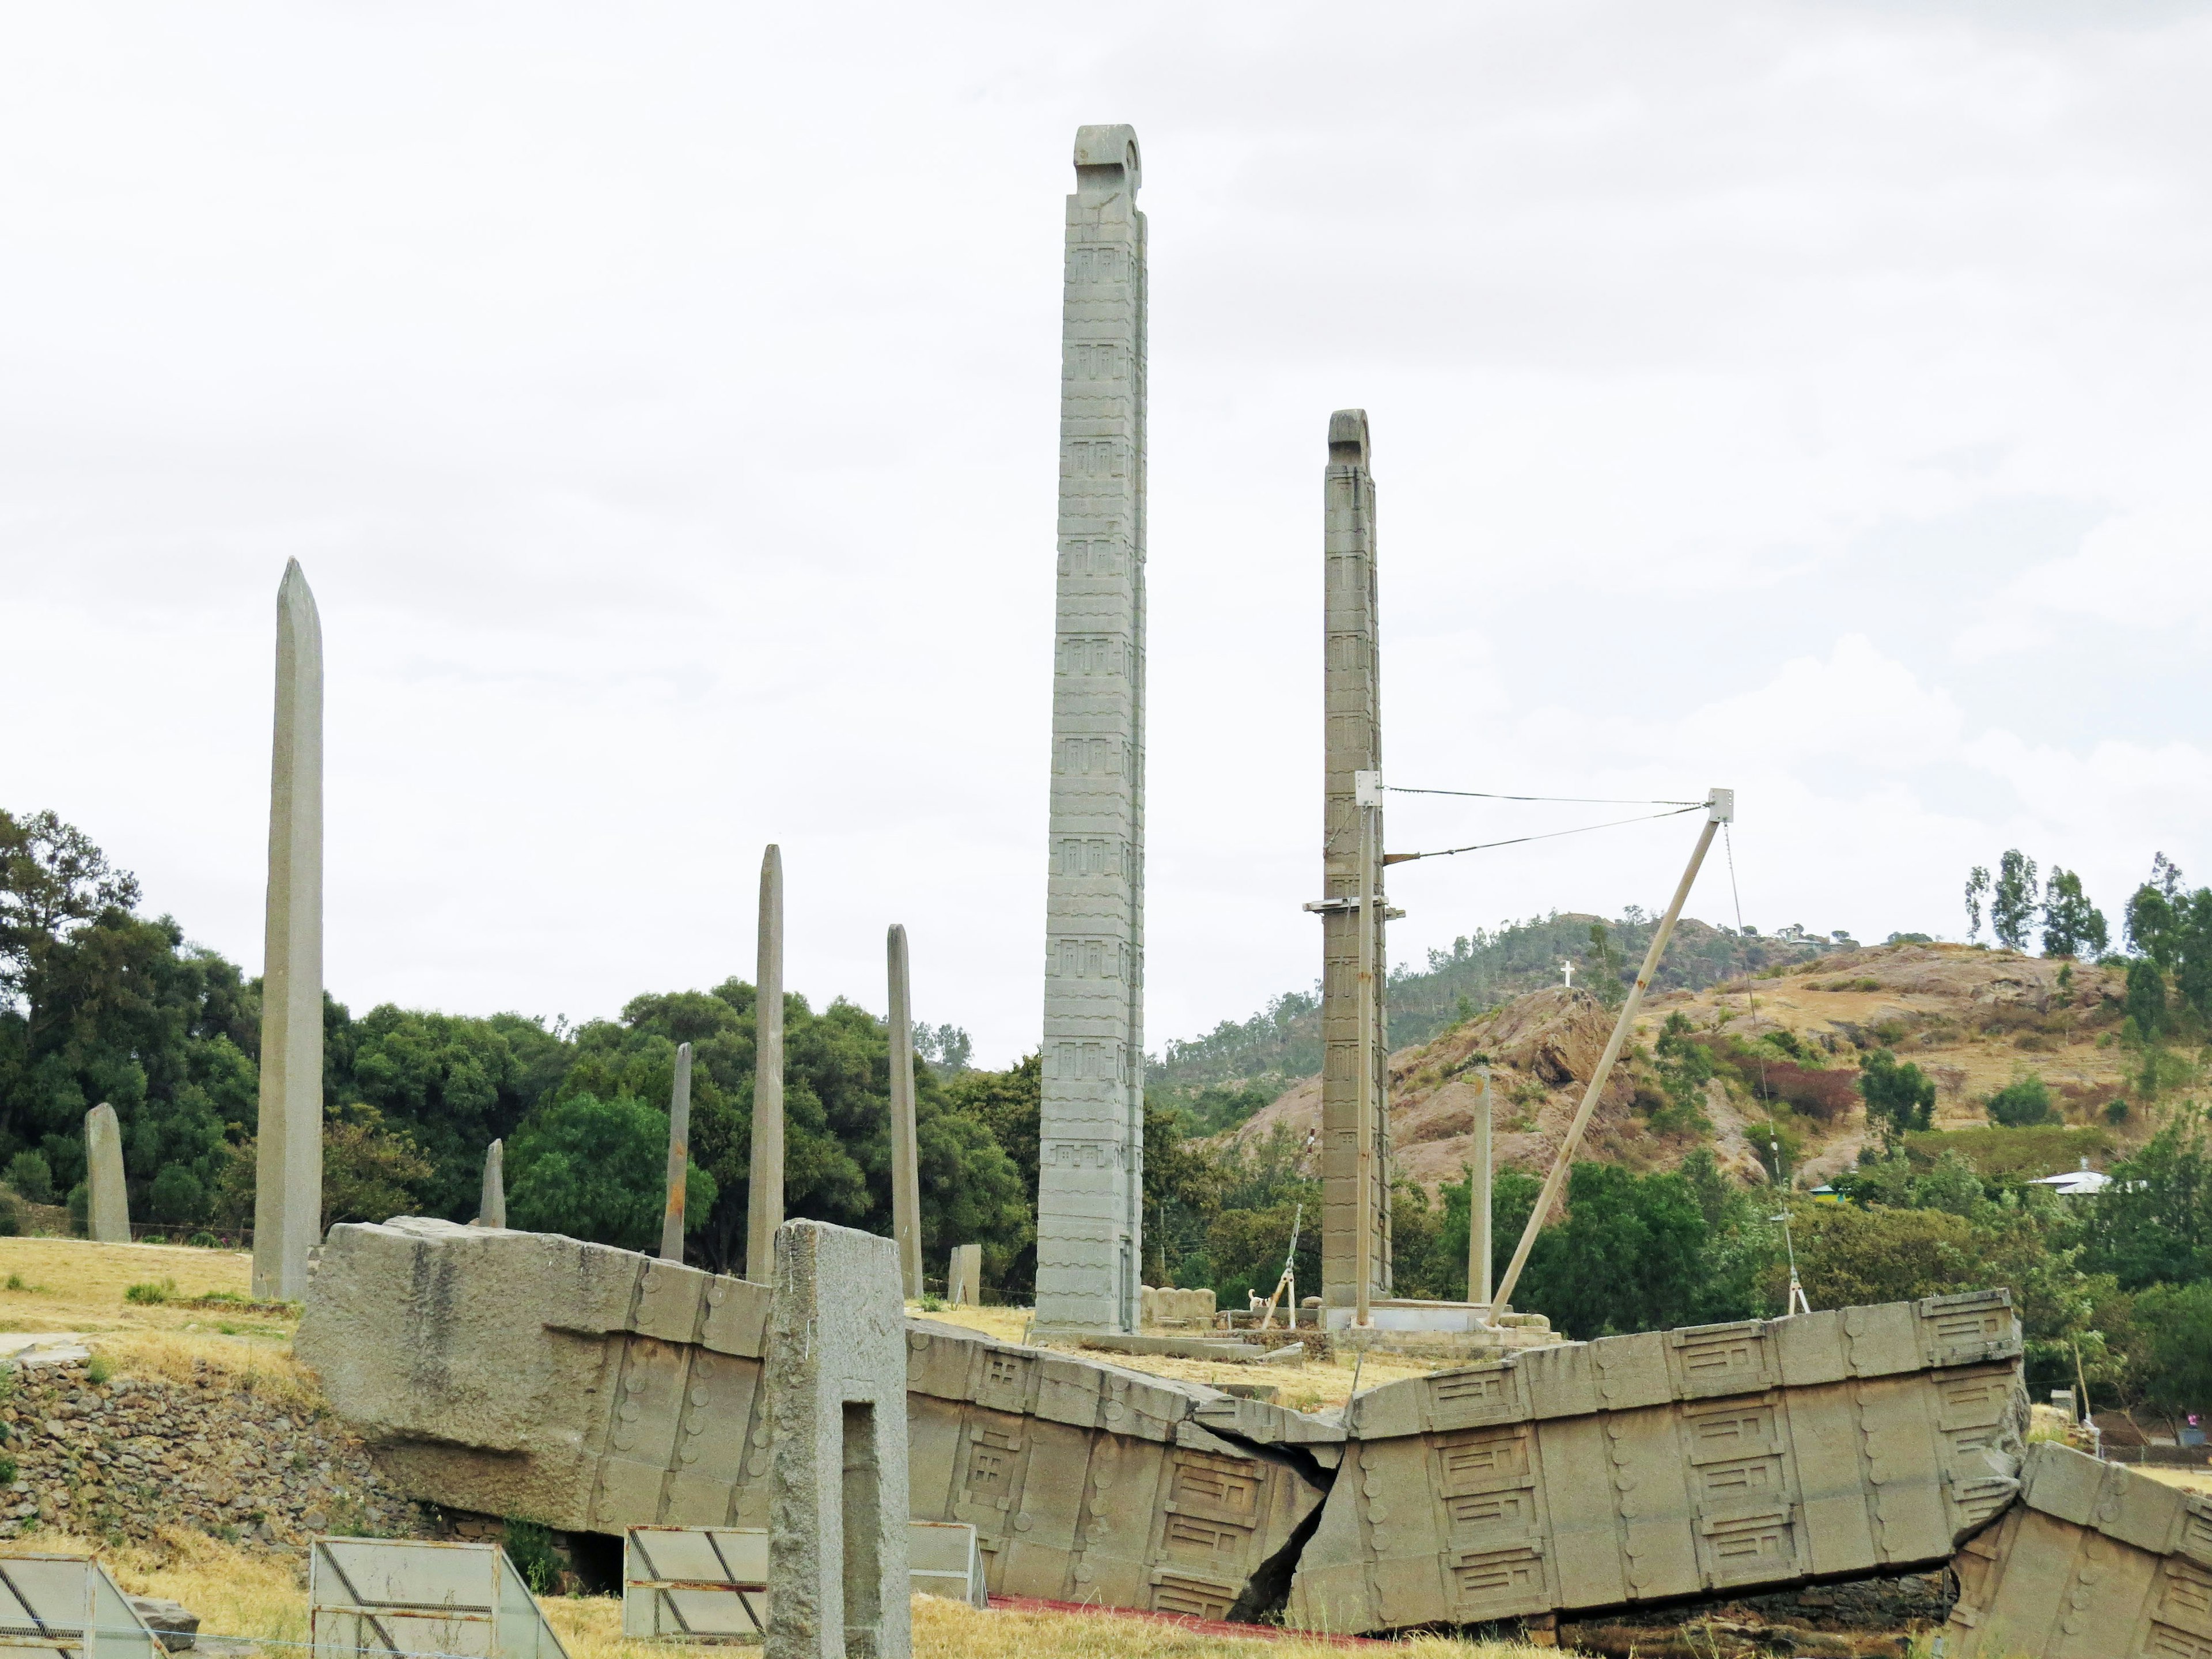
left=298, top=1219, right=2036, bottom=1635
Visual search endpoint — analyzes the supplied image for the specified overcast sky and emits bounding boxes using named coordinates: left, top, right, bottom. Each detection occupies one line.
left=7, top=3, right=2210, bottom=1067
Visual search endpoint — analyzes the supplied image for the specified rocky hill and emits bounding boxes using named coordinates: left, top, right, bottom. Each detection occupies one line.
left=1151, top=911, right=1846, bottom=1101
left=1225, top=941, right=2154, bottom=1192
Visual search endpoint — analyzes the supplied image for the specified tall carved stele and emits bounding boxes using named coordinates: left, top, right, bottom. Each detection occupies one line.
left=1033, top=123, right=1147, bottom=1334
left=255, top=558, right=324, bottom=1301
left=1319, top=411, right=1391, bottom=1311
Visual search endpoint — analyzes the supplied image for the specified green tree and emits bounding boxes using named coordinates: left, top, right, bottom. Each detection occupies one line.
left=147, top=1164, right=206, bottom=1226
left=2125, top=960, right=2167, bottom=1041
left=1986, top=1075, right=2054, bottom=1128
left=0, top=809, right=141, bottom=1009
left=1991, top=850, right=2039, bottom=950
left=1858, top=1049, right=1936, bottom=1150
left=1796, top=1202, right=1976, bottom=1308
left=1653, top=1013, right=1715, bottom=1128
left=343, top=1006, right=570, bottom=1218
left=2081, top=1111, right=2211, bottom=1291
left=2040, top=868, right=2108, bottom=959
left=506, top=1091, right=719, bottom=1254
left=1964, top=865, right=1990, bottom=944
left=2124, top=853, right=2187, bottom=967
left=1583, top=923, right=1626, bottom=1008
left=2175, top=889, right=2212, bottom=1021
left=1514, top=1162, right=1707, bottom=1338
left=2118, top=1281, right=2212, bottom=1416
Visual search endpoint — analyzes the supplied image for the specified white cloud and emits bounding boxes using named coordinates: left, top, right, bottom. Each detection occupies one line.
left=5, top=3, right=2211, bottom=1060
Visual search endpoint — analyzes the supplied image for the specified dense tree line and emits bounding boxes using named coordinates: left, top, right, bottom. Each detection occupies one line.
left=0, top=809, right=1027, bottom=1284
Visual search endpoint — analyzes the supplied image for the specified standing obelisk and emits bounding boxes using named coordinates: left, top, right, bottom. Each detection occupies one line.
left=886, top=925, right=923, bottom=1299
left=254, top=559, right=324, bottom=1301
left=661, top=1042, right=692, bottom=1263
left=747, top=845, right=785, bottom=1281
left=1034, top=124, right=1147, bottom=1334
left=1316, top=412, right=1392, bottom=1318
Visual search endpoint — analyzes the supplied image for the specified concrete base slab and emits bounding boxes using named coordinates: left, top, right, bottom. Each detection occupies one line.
left=1077, top=1333, right=1269, bottom=1362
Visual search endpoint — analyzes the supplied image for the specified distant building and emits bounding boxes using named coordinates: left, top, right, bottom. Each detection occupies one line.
left=2028, top=1160, right=2112, bottom=1199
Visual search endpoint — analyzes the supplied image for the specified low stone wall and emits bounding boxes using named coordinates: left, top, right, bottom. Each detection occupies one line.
left=1, top=1357, right=427, bottom=1549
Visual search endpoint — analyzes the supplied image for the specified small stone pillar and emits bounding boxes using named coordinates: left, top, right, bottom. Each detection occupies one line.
left=748, top=845, right=785, bottom=1281
left=661, top=1041, right=692, bottom=1262
left=766, top=1219, right=909, bottom=1659
left=85, top=1103, right=130, bottom=1243
left=885, top=926, right=922, bottom=1299
left=946, top=1243, right=980, bottom=1307
left=475, top=1139, right=505, bottom=1229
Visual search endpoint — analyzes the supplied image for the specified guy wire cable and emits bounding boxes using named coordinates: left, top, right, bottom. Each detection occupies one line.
left=1384, top=802, right=1704, bottom=865
left=1389, top=786, right=1706, bottom=806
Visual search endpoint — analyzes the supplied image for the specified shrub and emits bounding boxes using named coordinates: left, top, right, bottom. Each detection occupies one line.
left=85, top=1355, right=112, bottom=1385
left=1988, top=1077, right=2055, bottom=1127
left=503, top=1520, right=560, bottom=1593
left=123, top=1278, right=177, bottom=1305
left=0, top=1194, right=17, bottom=1238
left=67, top=1183, right=88, bottom=1236
left=2106, top=1100, right=2130, bottom=1124
left=149, top=1165, right=209, bottom=1226
left=4, top=1152, right=54, bottom=1205
left=0, top=1454, right=14, bottom=1484
left=188, top=1232, right=218, bottom=1248
left=1720, top=1051, right=1859, bottom=1122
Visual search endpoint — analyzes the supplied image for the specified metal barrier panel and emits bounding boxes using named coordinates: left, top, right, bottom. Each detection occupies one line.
left=621, top=1528, right=770, bottom=1640
left=622, top=1521, right=991, bottom=1633
left=908, top=1524, right=986, bottom=1609
left=1944, top=1442, right=2212, bottom=1658
left=0, top=1554, right=162, bottom=1659
left=310, top=1538, right=567, bottom=1659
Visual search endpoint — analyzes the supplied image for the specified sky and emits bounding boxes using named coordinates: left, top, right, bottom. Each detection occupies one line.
left=6, top=3, right=2211, bottom=1067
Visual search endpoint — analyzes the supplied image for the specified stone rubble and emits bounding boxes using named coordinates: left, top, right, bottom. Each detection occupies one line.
left=1, top=1358, right=427, bottom=1550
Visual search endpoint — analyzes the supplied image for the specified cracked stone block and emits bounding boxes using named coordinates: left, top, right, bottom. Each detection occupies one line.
left=300, top=1220, right=1332, bottom=1623
left=1285, top=1289, right=2028, bottom=1633
left=1942, top=1441, right=2212, bottom=1658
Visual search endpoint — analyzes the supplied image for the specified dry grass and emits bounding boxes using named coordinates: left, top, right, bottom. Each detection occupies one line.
left=32, top=1533, right=1543, bottom=1659
left=908, top=1304, right=1439, bottom=1412
left=0, top=1236, right=315, bottom=1405
left=0, top=1236, right=260, bottom=1330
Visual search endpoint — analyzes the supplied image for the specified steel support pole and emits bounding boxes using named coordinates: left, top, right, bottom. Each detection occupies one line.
left=1491, top=793, right=1729, bottom=1314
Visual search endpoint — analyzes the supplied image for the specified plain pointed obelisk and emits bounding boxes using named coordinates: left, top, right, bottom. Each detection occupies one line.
left=476, top=1139, right=505, bottom=1228
left=1034, top=124, right=1147, bottom=1334
left=254, top=559, right=323, bottom=1301
left=85, top=1103, right=131, bottom=1243
left=886, top=925, right=923, bottom=1298
left=661, top=1041, right=692, bottom=1262
left=746, top=846, right=785, bottom=1281
left=1318, top=411, right=1392, bottom=1317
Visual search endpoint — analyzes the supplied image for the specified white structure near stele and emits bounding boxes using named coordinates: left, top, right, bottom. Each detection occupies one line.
left=1033, top=123, right=1148, bottom=1335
